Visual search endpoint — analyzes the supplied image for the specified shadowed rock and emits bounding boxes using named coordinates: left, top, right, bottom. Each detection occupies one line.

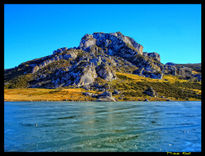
left=143, top=86, right=157, bottom=97
left=96, top=91, right=116, bottom=102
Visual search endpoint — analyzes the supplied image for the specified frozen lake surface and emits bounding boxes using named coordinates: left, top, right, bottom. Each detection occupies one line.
left=4, top=101, right=201, bottom=152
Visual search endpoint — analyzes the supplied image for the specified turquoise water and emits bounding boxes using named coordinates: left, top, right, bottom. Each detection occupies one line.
left=4, top=101, right=201, bottom=152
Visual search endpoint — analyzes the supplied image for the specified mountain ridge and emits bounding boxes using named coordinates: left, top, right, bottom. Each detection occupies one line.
left=4, top=32, right=201, bottom=101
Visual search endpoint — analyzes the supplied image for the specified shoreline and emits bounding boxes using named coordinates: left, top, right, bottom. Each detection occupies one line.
left=4, top=99, right=201, bottom=102
left=4, top=88, right=201, bottom=102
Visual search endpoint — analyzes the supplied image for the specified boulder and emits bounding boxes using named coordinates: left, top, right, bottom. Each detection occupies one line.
left=96, top=91, right=116, bottom=102
left=83, top=92, right=93, bottom=96
left=96, top=96, right=116, bottom=102
left=143, top=86, right=157, bottom=97
left=144, top=99, right=149, bottom=101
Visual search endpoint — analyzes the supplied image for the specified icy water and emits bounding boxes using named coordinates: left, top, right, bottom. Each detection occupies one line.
left=4, top=101, right=201, bottom=152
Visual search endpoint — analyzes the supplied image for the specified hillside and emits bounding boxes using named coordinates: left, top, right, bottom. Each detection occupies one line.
left=4, top=32, right=201, bottom=101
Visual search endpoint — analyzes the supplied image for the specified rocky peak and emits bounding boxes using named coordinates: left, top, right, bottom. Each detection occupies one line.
left=5, top=31, right=201, bottom=90
left=79, top=32, right=144, bottom=56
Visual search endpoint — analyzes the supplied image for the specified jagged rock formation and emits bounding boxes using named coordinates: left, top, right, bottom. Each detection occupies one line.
left=4, top=31, right=201, bottom=90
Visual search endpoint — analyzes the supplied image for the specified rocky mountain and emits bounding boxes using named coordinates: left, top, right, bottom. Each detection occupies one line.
left=4, top=32, right=201, bottom=101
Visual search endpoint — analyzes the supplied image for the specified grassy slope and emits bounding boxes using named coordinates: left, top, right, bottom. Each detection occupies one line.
left=4, top=72, right=201, bottom=101
left=109, top=72, right=201, bottom=101
left=4, top=88, right=100, bottom=101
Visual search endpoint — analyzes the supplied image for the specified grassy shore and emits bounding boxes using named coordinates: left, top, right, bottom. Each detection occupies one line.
left=4, top=88, right=97, bottom=102
left=4, top=72, right=201, bottom=102
left=4, top=88, right=200, bottom=102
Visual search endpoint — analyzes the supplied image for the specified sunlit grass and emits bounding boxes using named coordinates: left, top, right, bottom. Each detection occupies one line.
left=4, top=88, right=97, bottom=101
left=4, top=72, right=201, bottom=101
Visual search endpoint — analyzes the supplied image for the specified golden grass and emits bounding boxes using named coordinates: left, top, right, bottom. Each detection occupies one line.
left=4, top=88, right=97, bottom=102
left=4, top=73, right=200, bottom=102
left=4, top=87, right=200, bottom=102
left=116, top=72, right=146, bottom=82
left=116, top=72, right=188, bottom=83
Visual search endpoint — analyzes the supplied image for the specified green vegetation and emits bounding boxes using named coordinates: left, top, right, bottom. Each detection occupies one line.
left=4, top=67, right=201, bottom=101
left=175, top=63, right=201, bottom=72
left=106, top=72, right=201, bottom=101
left=5, top=74, right=33, bottom=89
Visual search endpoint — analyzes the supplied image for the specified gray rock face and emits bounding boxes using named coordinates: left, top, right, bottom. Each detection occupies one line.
left=79, top=34, right=97, bottom=51
left=77, top=63, right=97, bottom=86
left=96, top=63, right=116, bottom=81
left=130, top=52, right=163, bottom=79
left=79, top=32, right=143, bottom=56
left=53, top=47, right=68, bottom=55
left=133, top=67, right=163, bottom=79
left=164, top=65, right=177, bottom=75
left=5, top=31, right=201, bottom=90
left=177, top=67, right=192, bottom=79
left=147, top=52, right=160, bottom=62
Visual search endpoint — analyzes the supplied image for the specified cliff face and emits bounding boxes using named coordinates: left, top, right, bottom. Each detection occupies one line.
left=4, top=32, right=201, bottom=89
left=79, top=32, right=144, bottom=56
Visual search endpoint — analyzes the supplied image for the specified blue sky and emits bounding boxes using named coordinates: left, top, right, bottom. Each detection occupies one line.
left=4, top=4, right=201, bottom=69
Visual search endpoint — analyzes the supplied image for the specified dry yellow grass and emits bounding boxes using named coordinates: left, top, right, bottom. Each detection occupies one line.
left=4, top=87, right=200, bottom=102
left=4, top=73, right=200, bottom=102
left=116, top=72, right=147, bottom=82
left=192, top=70, right=199, bottom=75
left=116, top=72, right=188, bottom=83
left=4, top=88, right=97, bottom=101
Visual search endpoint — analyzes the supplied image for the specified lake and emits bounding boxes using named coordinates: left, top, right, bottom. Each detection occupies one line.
left=4, top=101, right=201, bottom=152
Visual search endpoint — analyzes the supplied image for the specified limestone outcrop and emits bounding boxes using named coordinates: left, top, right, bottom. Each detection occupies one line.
left=4, top=31, right=201, bottom=90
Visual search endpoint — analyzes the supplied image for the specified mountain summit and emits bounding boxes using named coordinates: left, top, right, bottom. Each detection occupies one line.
left=4, top=32, right=201, bottom=91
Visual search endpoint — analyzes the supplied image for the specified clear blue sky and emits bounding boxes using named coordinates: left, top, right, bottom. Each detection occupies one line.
left=4, top=4, right=201, bottom=69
